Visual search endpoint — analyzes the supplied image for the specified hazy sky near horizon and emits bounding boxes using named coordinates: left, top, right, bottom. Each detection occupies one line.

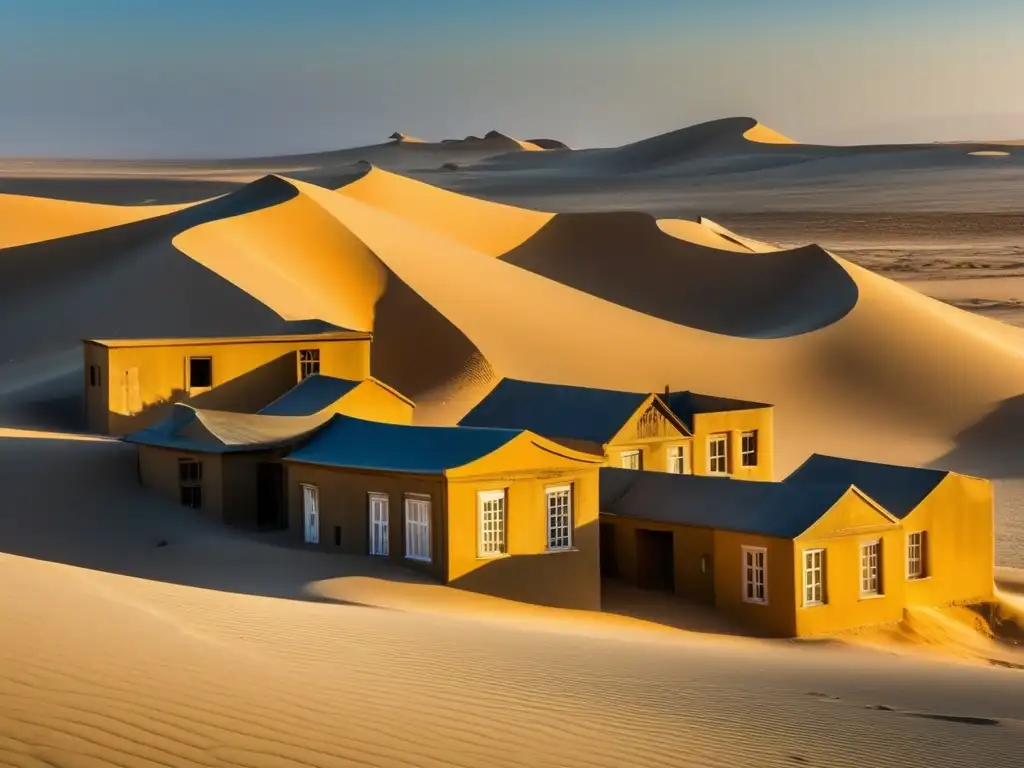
left=1, top=0, right=1023, bottom=158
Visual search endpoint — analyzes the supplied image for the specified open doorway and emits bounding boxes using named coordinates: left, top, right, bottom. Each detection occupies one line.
left=636, top=529, right=675, bottom=592
left=600, top=522, right=619, bottom=577
left=256, top=462, right=285, bottom=529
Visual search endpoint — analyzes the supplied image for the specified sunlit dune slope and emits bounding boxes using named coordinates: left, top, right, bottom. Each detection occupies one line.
left=335, top=166, right=553, bottom=255
left=0, top=192, right=189, bottom=249
left=743, top=122, right=797, bottom=145
left=655, top=218, right=758, bottom=252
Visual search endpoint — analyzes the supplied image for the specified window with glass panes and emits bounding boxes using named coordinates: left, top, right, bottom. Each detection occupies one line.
left=546, top=485, right=572, bottom=550
left=741, top=430, right=758, bottom=467
left=742, top=546, right=767, bottom=603
left=906, top=531, right=926, bottom=579
left=708, top=434, right=729, bottom=474
left=404, top=496, right=431, bottom=562
left=477, top=490, right=506, bottom=557
left=668, top=445, right=687, bottom=474
left=860, top=540, right=882, bottom=596
left=803, top=549, right=825, bottom=606
left=299, top=349, right=320, bottom=379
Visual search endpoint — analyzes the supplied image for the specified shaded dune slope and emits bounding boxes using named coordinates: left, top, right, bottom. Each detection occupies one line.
left=499, top=212, right=858, bottom=337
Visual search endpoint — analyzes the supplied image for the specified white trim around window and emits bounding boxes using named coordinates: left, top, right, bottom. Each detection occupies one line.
left=860, top=539, right=882, bottom=597
left=906, top=531, right=926, bottom=580
left=477, top=489, right=507, bottom=558
left=708, top=434, right=729, bottom=475
left=545, top=484, right=573, bottom=551
left=802, top=548, right=826, bottom=607
left=620, top=450, right=641, bottom=470
left=368, top=492, right=389, bottom=556
left=404, top=495, right=432, bottom=563
left=667, top=444, right=689, bottom=475
left=741, top=546, right=768, bottom=604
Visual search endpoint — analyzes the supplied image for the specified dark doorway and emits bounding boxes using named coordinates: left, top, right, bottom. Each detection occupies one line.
left=256, top=462, right=285, bottom=529
left=600, top=522, right=619, bottom=577
left=636, top=529, right=675, bottom=592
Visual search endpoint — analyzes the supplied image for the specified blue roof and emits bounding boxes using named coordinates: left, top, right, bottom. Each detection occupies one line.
left=259, top=375, right=361, bottom=416
left=784, top=454, right=949, bottom=519
left=600, top=467, right=859, bottom=538
left=459, top=379, right=649, bottom=444
left=284, top=415, right=524, bottom=474
left=662, top=390, right=771, bottom=431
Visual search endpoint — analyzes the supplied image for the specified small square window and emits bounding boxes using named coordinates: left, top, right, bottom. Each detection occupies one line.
left=708, top=434, right=729, bottom=475
left=188, top=357, right=213, bottom=388
left=620, top=450, right=641, bottom=470
left=178, top=459, right=202, bottom=483
left=299, top=349, right=321, bottom=379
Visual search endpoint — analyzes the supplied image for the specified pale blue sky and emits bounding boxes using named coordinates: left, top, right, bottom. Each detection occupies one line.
left=1, top=1, right=1022, bottom=157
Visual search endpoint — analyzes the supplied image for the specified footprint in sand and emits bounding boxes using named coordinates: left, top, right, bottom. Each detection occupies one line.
left=866, top=704, right=1000, bottom=726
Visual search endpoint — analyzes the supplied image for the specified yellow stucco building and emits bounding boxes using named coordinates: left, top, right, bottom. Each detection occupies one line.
left=123, top=374, right=413, bottom=529
left=459, top=378, right=774, bottom=481
left=84, top=323, right=372, bottom=435
left=599, top=455, right=994, bottom=638
left=283, top=415, right=605, bottom=610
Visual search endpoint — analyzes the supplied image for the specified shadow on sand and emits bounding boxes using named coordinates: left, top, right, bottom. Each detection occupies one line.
left=0, top=431, right=434, bottom=609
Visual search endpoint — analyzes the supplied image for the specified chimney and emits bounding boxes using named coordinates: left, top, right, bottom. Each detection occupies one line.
left=664, top=384, right=670, bottom=395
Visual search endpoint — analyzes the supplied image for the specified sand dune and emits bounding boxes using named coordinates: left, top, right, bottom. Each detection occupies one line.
left=742, top=121, right=798, bottom=145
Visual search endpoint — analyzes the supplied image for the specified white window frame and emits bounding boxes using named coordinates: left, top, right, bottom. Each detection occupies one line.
left=667, top=444, right=689, bottom=475
left=906, top=531, right=925, bottom=580
left=860, top=540, right=882, bottom=597
left=802, top=548, right=826, bottom=607
left=301, top=483, right=320, bottom=545
left=740, top=430, right=758, bottom=468
left=708, top=434, right=730, bottom=475
left=477, top=489, right=507, bottom=558
left=620, top=450, right=641, bottom=470
left=404, top=495, right=432, bottom=563
left=368, top=492, right=389, bottom=556
left=741, top=546, right=768, bottom=605
left=545, top=484, right=573, bottom=551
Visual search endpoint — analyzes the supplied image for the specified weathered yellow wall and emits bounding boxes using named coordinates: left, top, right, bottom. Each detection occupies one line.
left=284, top=462, right=447, bottom=582
left=334, top=379, right=414, bottom=425
left=137, top=445, right=224, bottom=520
left=100, top=338, right=371, bottom=435
left=901, top=474, right=995, bottom=606
left=793, top=492, right=905, bottom=637
left=713, top=531, right=795, bottom=637
left=691, top=408, right=773, bottom=481
left=83, top=343, right=110, bottom=434
left=598, top=515, right=715, bottom=604
left=445, top=444, right=601, bottom=610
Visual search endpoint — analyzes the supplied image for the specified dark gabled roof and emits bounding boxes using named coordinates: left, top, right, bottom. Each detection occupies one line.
left=458, top=378, right=649, bottom=444
left=284, top=415, right=524, bottom=474
left=662, top=390, right=771, bottom=431
left=784, top=454, right=949, bottom=519
left=600, top=467, right=857, bottom=539
left=258, top=375, right=361, bottom=417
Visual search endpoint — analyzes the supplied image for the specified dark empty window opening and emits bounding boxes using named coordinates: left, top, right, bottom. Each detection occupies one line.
left=178, top=458, right=203, bottom=509
left=334, top=525, right=342, bottom=546
left=189, top=357, right=213, bottom=389
left=741, top=431, right=758, bottom=467
left=299, top=349, right=320, bottom=379
left=88, top=365, right=98, bottom=387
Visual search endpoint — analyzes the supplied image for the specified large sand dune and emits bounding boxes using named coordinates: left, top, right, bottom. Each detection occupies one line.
left=5, top=120, right=1024, bottom=767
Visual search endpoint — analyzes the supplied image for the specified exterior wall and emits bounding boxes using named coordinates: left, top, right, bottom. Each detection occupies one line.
left=220, top=449, right=288, bottom=529
left=598, top=515, right=716, bottom=604
left=713, top=531, right=795, bottom=637
left=793, top=492, right=905, bottom=637
left=335, top=379, right=414, bottom=425
left=445, top=465, right=601, bottom=610
left=99, top=337, right=371, bottom=435
left=691, top=408, right=774, bottom=481
left=901, top=474, right=995, bottom=606
left=284, top=462, right=447, bottom=582
left=83, top=343, right=110, bottom=434
left=136, top=445, right=225, bottom=520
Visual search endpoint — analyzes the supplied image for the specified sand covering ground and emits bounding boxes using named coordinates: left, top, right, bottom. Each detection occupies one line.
left=4, top=142, right=1024, bottom=765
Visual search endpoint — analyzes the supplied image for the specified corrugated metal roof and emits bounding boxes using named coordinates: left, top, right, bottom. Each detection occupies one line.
left=459, top=379, right=649, bottom=444
left=122, top=403, right=332, bottom=453
left=284, top=415, right=523, bottom=474
left=784, top=454, right=949, bottom=519
left=662, top=390, right=771, bottom=431
left=258, top=375, right=361, bottom=417
left=600, top=467, right=857, bottom=539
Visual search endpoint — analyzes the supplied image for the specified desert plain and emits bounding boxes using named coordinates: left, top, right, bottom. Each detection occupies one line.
left=1, top=118, right=1024, bottom=767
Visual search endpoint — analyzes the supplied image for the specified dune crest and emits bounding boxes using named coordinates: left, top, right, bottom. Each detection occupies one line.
left=742, top=121, right=797, bottom=145
left=389, top=131, right=425, bottom=143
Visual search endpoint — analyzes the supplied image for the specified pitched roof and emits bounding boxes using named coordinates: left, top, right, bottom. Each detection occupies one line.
left=258, top=375, right=361, bottom=417
left=284, top=415, right=524, bottom=474
left=122, top=404, right=332, bottom=453
left=459, top=379, right=649, bottom=444
left=84, top=319, right=369, bottom=348
left=600, top=467, right=858, bottom=539
left=661, top=390, right=771, bottom=431
left=784, top=454, right=949, bottom=519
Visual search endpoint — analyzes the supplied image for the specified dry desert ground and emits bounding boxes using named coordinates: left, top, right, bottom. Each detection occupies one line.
left=2, top=118, right=1024, bottom=767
